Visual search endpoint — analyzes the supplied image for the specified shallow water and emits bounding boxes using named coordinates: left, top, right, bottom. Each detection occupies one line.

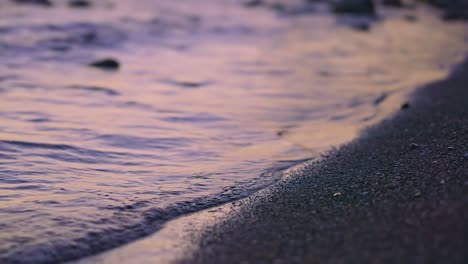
left=0, top=0, right=467, bottom=262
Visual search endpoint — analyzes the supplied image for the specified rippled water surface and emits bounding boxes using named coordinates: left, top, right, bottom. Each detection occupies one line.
left=0, top=0, right=467, bottom=262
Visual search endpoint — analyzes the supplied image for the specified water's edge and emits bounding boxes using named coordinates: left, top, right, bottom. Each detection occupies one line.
left=71, top=158, right=321, bottom=264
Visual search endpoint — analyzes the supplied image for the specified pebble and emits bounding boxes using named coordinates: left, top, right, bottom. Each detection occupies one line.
left=333, top=192, right=342, bottom=197
left=89, top=58, right=120, bottom=70
left=409, top=143, right=419, bottom=149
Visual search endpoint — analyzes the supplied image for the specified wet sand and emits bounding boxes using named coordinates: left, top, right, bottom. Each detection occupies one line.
left=179, top=58, right=468, bottom=263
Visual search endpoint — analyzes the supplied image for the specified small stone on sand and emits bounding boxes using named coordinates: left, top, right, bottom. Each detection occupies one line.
left=409, top=143, right=419, bottom=149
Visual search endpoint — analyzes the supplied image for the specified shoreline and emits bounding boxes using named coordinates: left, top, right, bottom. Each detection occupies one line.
left=0, top=0, right=468, bottom=263
left=178, top=57, right=468, bottom=263
left=73, top=57, right=468, bottom=263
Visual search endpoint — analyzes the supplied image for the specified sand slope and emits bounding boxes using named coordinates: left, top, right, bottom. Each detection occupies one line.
left=181, top=59, right=468, bottom=263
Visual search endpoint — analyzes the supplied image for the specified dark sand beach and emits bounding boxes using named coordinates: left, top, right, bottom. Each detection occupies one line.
left=180, top=59, right=468, bottom=263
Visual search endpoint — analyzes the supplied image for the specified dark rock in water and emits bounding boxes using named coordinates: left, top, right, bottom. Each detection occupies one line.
left=244, top=0, right=263, bottom=8
left=89, top=58, right=120, bottom=70
left=11, top=0, right=52, bottom=6
left=382, top=0, right=403, bottom=7
left=68, top=0, right=91, bottom=8
left=401, top=102, right=410, bottom=109
left=332, top=0, right=375, bottom=15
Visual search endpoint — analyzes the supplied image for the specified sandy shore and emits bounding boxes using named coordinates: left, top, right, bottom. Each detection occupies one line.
left=177, top=58, right=468, bottom=263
